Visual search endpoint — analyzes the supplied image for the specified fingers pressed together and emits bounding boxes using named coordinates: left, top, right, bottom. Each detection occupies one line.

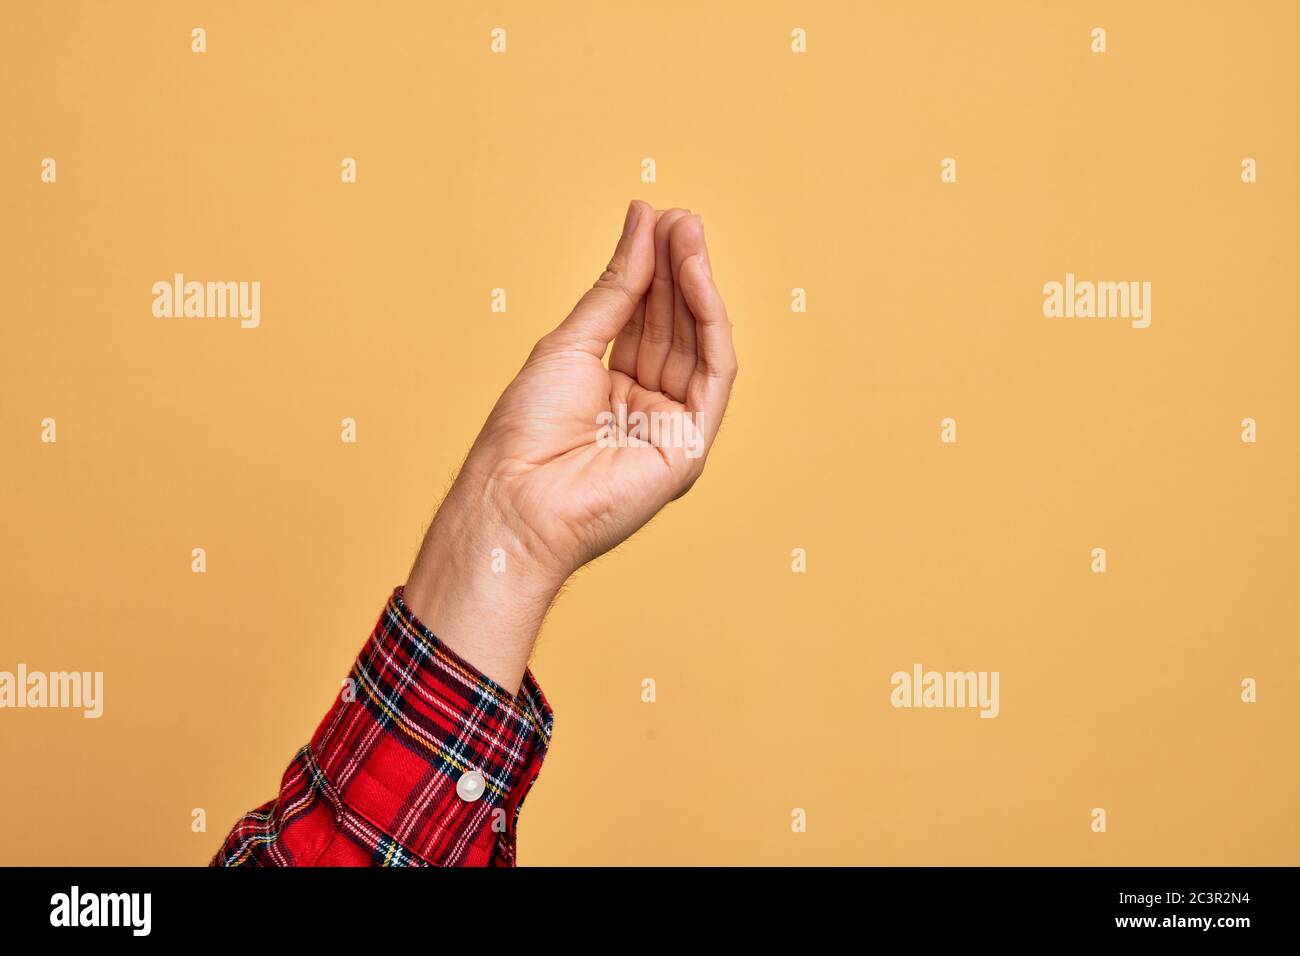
left=557, top=200, right=737, bottom=452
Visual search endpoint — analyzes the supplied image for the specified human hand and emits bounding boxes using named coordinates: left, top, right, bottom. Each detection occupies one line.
left=405, top=200, right=737, bottom=691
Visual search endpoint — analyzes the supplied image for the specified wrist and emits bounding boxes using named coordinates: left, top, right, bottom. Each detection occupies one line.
left=403, top=475, right=563, bottom=695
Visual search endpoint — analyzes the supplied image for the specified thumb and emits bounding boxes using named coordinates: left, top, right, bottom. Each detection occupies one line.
left=552, top=200, right=655, bottom=356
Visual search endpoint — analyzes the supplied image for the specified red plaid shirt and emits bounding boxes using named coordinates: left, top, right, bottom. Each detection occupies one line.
left=211, top=587, right=553, bottom=867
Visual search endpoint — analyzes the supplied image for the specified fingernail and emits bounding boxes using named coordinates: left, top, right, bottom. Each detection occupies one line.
left=622, top=201, right=641, bottom=238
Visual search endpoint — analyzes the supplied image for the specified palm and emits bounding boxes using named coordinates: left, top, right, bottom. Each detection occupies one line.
left=475, top=348, right=688, bottom=567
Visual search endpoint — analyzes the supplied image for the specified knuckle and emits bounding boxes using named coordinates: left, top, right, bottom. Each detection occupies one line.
left=705, top=356, right=737, bottom=381
left=529, top=332, right=563, bottom=360
left=594, top=270, right=638, bottom=307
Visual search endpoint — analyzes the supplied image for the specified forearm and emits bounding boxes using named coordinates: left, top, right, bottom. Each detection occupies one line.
left=403, top=474, right=565, bottom=695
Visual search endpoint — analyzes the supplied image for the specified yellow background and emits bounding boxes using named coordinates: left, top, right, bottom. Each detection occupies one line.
left=1, top=1, right=1296, bottom=865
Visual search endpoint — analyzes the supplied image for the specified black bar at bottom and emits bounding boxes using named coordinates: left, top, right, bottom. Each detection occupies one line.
left=0, top=866, right=1287, bottom=940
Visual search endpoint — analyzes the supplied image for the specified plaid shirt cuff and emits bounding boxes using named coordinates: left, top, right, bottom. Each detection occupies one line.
left=213, top=586, right=553, bottom=867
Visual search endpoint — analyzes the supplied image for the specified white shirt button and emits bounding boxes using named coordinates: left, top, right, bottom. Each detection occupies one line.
left=456, top=770, right=486, bottom=803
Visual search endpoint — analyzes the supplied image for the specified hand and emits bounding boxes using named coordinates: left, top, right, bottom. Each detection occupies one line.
left=469, top=201, right=737, bottom=577
left=405, top=200, right=738, bottom=692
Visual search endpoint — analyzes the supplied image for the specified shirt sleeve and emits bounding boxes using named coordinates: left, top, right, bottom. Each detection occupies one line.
left=211, top=586, right=553, bottom=867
